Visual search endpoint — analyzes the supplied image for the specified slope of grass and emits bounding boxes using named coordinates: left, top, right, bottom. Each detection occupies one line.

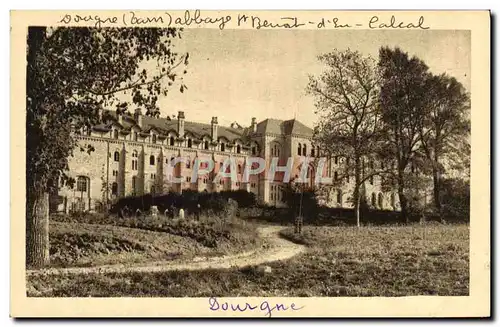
left=28, top=223, right=469, bottom=297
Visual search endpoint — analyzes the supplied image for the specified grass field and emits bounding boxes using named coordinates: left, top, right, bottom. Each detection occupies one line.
left=28, top=223, right=469, bottom=297
left=47, top=213, right=263, bottom=268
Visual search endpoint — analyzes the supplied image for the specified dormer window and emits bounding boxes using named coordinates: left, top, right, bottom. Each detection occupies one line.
left=187, top=139, right=192, bottom=148
left=170, top=136, right=175, bottom=146
left=220, top=143, right=225, bottom=152
left=204, top=141, right=209, bottom=150
left=152, top=134, right=157, bottom=144
left=113, top=130, right=118, bottom=139
left=133, top=132, right=138, bottom=141
left=236, top=144, right=241, bottom=154
left=302, top=144, right=307, bottom=156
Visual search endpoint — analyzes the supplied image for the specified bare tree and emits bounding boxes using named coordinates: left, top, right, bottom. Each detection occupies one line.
left=307, top=49, right=382, bottom=227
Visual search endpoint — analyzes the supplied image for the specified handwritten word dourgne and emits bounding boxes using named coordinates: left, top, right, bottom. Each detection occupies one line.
left=208, top=297, right=304, bottom=318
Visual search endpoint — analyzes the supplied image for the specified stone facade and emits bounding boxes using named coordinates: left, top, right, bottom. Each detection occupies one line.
left=55, top=109, right=403, bottom=213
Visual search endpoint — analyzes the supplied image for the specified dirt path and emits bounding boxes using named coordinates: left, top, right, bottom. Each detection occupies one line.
left=26, top=226, right=306, bottom=276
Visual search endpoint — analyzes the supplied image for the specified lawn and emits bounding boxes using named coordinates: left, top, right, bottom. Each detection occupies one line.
left=46, top=213, right=263, bottom=268
left=28, top=223, right=469, bottom=297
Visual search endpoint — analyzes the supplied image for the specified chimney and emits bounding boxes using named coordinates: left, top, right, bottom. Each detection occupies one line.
left=178, top=111, right=185, bottom=137
left=211, top=116, right=218, bottom=141
left=117, top=112, right=123, bottom=125
left=134, top=108, right=143, bottom=128
left=251, top=117, right=257, bottom=133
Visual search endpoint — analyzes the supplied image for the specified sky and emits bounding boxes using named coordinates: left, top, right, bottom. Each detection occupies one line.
left=158, top=29, right=471, bottom=128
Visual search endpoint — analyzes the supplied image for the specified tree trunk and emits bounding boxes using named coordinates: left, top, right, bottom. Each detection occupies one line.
left=354, top=155, right=361, bottom=227
left=432, top=167, right=444, bottom=223
left=26, top=188, right=50, bottom=269
left=397, top=172, right=409, bottom=224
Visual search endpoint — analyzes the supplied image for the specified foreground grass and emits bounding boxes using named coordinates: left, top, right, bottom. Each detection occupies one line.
left=48, top=214, right=263, bottom=268
left=28, top=224, right=469, bottom=297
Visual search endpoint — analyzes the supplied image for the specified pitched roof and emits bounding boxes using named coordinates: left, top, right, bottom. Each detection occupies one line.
left=256, top=118, right=312, bottom=137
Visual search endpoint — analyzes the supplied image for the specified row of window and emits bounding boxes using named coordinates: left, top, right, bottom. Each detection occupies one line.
left=110, top=129, right=257, bottom=154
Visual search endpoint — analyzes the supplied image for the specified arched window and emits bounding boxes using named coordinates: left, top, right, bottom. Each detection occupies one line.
left=221, top=143, right=225, bottom=152
left=131, top=150, right=138, bottom=170
left=204, top=141, right=209, bottom=150
left=149, top=155, right=155, bottom=166
left=114, top=151, right=120, bottom=162
left=252, top=145, right=257, bottom=155
left=187, top=139, right=192, bottom=148
left=113, top=130, right=118, bottom=139
left=186, top=157, right=191, bottom=169
left=337, top=189, right=342, bottom=205
left=152, top=134, right=157, bottom=144
left=170, top=136, right=175, bottom=146
left=133, top=132, right=138, bottom=141
left=236, top=144, right=241, bottom=154
left=334, top=171, right=338, bottom=181
left=112, top=182, right=118, bottom=195
left=302, top=144, right=307, bottom=156
left=150, top=185, right=156, bottom=195
left=76, top=176, right=87, bottom=192
left=378, top=193, right=383, bottom=208
left=391, top=193, right=396, bottom=208
left=297, top=143, right=302, bottom=156
left=371, top=193, right=376, bottom=207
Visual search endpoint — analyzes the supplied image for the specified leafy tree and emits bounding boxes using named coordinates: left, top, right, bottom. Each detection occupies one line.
left=26, top=26, right=188, bottom=268
left=418, top=73, right=470, bottom=218
left=307, top=49, right=383, bottom=227
left=378, top=46, right=431, bottom=223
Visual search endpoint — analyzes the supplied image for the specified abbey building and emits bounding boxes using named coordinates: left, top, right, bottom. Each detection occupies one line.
left=54, top=109, right=401, bottom=213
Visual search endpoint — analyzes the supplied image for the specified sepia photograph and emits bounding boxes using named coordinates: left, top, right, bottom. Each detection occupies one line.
left=11, top=10, right=490, bottom=318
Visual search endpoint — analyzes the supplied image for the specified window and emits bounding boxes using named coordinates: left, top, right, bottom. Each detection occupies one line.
left=369, top=176, right=374, bottom=185
left=113, top=130, right=118, bottom=139
left=252, top=146, right=257, bottom=155
left=381, top=161, right=385, bottom=170
left=302, top=144, right=307, bottom=156
left=152, top=134, right=157, bottom=144
left=371, top=193, right=376, bottom=207
left=337, top=190, right=342, bottom=204
left=170, top=136, right=175, bottom=146
left=238, top=164, right=242, bottom=174
left=204, top=141, right=209, bottom=150
left=131, top=176, right=137, bottom=195
left=391, top=193, right=396, bottom=208
left=251, top=183, right=256, bottom=188
left=114, top=151, right=120, bottom=162
left=334, top=171, right=338, bottom=181
left=186, top=176, right=191, bottom=183
left=132, top=150, right=138, bottom=170
left=297, top=143, right=301, bottom=156
left=151, top=173, right=156, bottom=179
left=236, top=144, right=241, bottom=154
left=150, top=155, right=155, bottom=166
left=112, top=170, right=118, bottom=177
left=150, top=185, right=156, bottom=195
left=369, top=160, right=374, bottom=170
left=311, top=148, right=315, bottom=157
left=378, top=193, right=383, bottom=208
left=187, top=139, right=192, bottom=148
left=112, top=182, right=118, bottom=195
left=76, top=176, right=87, bottom=192
left=186, top=158, right=191, bottom=169
left=334, top=156, right=338, bottom=165
left=316, top=146, right=320, bottom=157
left=221, top=143, right=225, bottom=152
left=133, top=132, right=138, bottom=141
